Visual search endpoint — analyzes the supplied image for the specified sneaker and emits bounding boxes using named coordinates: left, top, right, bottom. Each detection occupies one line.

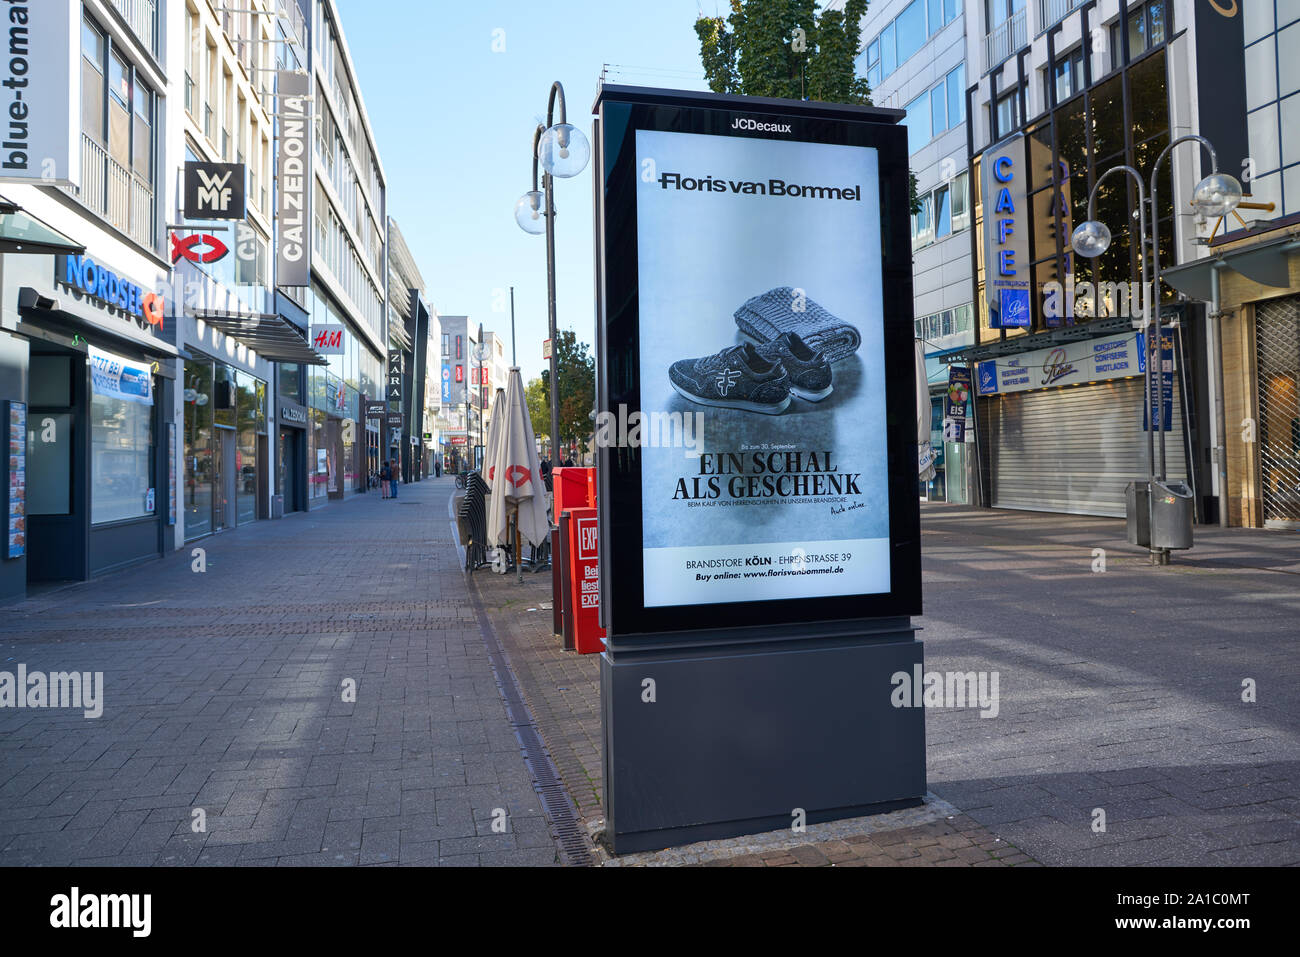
left=755, top=332, right=833, bottom=401
left=668, top=343, right=792, bottom=414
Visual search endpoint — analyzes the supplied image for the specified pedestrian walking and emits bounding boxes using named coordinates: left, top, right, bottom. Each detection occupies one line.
left=434, top=458, right=441, bottom=479
left=379, top=460, right=391, bottom=498
left=390, top=458, right=400, bottom=498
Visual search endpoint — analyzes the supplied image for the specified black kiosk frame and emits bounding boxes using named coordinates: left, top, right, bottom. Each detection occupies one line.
left=594, top=84, right=924, bottom=853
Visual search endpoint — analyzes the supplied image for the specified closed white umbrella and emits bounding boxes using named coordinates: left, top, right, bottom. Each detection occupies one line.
left=917, top=340, right=936, bottom=483
left=481, top=387, right=506, bottom=489
left=487, top=368, right=551, bottom=548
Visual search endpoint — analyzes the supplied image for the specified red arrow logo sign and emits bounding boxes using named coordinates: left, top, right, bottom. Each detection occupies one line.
left=505, top=465, right=530, bottom=489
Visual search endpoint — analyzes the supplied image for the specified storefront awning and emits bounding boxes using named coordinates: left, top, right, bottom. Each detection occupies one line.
left=192, top=309, right=329, bottom=365
left=1161, top=235, right=1300, bottom=301
left=937, top=314, right=1141, bottom=366
left=0, top=200, right=85, bottom=256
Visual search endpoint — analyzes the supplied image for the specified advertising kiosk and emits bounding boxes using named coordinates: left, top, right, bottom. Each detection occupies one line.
left=593, top=85, right=925, bottom=853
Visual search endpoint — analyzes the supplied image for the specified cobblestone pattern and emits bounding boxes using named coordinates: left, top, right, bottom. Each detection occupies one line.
left=468, top=555, right=1033, bottom=867
left=920, top=505, right=1300, bottom=866
left=0, top=479, right=559, bottom=866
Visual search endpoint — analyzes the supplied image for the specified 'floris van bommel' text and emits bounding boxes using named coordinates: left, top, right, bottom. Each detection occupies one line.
left=657, top=171, right=861, bottom=201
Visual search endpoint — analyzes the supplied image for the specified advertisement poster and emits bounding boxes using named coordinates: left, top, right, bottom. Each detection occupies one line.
left=8, top=401, right=26, bottom=559
left=634, top=129, right=890, bottom=608
left=1138, top=330, right=1175, bottom=432
left=945, top=366, right=970, bottom=442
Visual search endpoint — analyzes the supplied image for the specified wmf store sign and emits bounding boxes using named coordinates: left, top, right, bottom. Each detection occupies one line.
left=594, top=85, right=924, bottom=853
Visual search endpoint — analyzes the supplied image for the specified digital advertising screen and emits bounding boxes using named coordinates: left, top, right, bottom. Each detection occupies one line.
left=634, top=129, right=889, bottom=608
left=595, top=87, right=920, bottom=637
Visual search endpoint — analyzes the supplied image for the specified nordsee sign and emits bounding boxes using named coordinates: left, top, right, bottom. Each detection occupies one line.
left=56, top=255, right=165, bottom=329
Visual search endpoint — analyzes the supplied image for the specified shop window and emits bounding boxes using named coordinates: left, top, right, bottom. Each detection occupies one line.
left=911, top=192, right=933, bottom=249
left=996, top=90, right=1020, bottom=137
left=91, top=391, right=154, bottom=525
left=184, top=360, right=214, bottom=539
left=986, top=0, right=1025, bottom=30
left=133, top=78, right=153, bottom=181
left=896, top=1, right=926, bottom=65
left=279, top=363, right=302, bottom=404
left=905, top=90, right=932, bottom=153
left=1052, top=48, right=1084, bottom=104
left=951, top=171, right=970, bottom=232
left=946, top=64, right=965, bottom=128
left=935, top=185, right=952, bottom=238
left=81, top=16, right=105, bottom=142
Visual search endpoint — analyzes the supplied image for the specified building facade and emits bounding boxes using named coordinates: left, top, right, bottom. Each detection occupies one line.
left=1161, top=2, right=1300, bottom=529
left=276, top=0, right=388, bottom=509
left=385, top=217, right=433, bottom=483
left=854, top=0, right=976, bottom=503
left=952, top=0, right=1225, bottom=519
left=437, top=316, right=484, bottom=473
left=0, top=1, right=180, bottom=604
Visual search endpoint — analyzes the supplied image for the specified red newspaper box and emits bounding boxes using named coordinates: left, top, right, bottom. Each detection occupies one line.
left=553, top=467, right=592, bottom=517
left=565, top=507, right=606, bottom=654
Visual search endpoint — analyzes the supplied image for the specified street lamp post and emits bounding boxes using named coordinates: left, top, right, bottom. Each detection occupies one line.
left=515, top=81, right=590, bottom=468
left=1071, top=135, right=1241, bottom=565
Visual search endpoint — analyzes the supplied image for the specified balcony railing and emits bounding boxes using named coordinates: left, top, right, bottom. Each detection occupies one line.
left=985, top=8, right=1028, bottom=72
left=78, top=134, right=155, bottom=251
left=1039, top=0, right=1085, bottom=32
left=108, top=0, right=157, bottom=57
left=184, top=73, right=195, bottom=115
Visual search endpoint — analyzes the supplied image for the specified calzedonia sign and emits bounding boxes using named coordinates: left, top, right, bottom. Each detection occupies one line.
left=56, top=255, right=165, bottom=330
left=275, top=71, right=311, bottom=286
left=594, top=85, right=924, bottom=855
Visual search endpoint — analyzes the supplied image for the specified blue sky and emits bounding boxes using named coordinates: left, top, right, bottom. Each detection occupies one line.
left=336, top=0, right=716, bottom=383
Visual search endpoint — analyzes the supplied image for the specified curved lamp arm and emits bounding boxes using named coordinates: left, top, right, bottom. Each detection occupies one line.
left=1152, top=134, right=1217, bottom=188
left=531, top=123, right=544, bottom=193
left=1086, top=164, right=1145, bottom=222
left=547, top=81, right=568, bottom=129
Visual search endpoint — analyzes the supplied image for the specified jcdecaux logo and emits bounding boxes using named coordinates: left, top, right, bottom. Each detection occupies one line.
left=58, top=255, right=165, bottom=330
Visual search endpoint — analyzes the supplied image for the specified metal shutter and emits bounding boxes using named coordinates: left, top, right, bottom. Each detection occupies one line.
left=982, top=377, right=1188, bottom=518
left=1256, top=296, right=1300, bottom=527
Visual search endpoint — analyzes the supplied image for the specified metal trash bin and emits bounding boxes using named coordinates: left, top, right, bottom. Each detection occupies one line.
left=272, top=494, right=284, bottom=519
left=1125, top=481, right=1150, bottom=547
left=1151, top=479, right=1194, bottom=549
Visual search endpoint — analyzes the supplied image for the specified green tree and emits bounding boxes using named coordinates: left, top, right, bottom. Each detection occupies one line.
left=524, top=376, right=549, bottom=446
left=538, top=329, right=595, bottom=458
left=695, top=0, right=920, bottom=212
left=696, top=0, right=869, bottom=104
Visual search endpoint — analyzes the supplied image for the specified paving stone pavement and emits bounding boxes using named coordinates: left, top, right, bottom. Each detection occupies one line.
left=0, top=478, right=560, bottom=866
left=473, top=503, right=1300, bottom=866
left=471, top=549, right=1030, bottom=867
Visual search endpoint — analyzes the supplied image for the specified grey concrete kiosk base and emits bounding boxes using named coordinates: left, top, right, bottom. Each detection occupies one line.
left=601, top=619, right=926, bottom=854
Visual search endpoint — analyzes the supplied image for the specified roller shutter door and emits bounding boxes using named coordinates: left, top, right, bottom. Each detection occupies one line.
left=982, top=377, right=1188, bottom=518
